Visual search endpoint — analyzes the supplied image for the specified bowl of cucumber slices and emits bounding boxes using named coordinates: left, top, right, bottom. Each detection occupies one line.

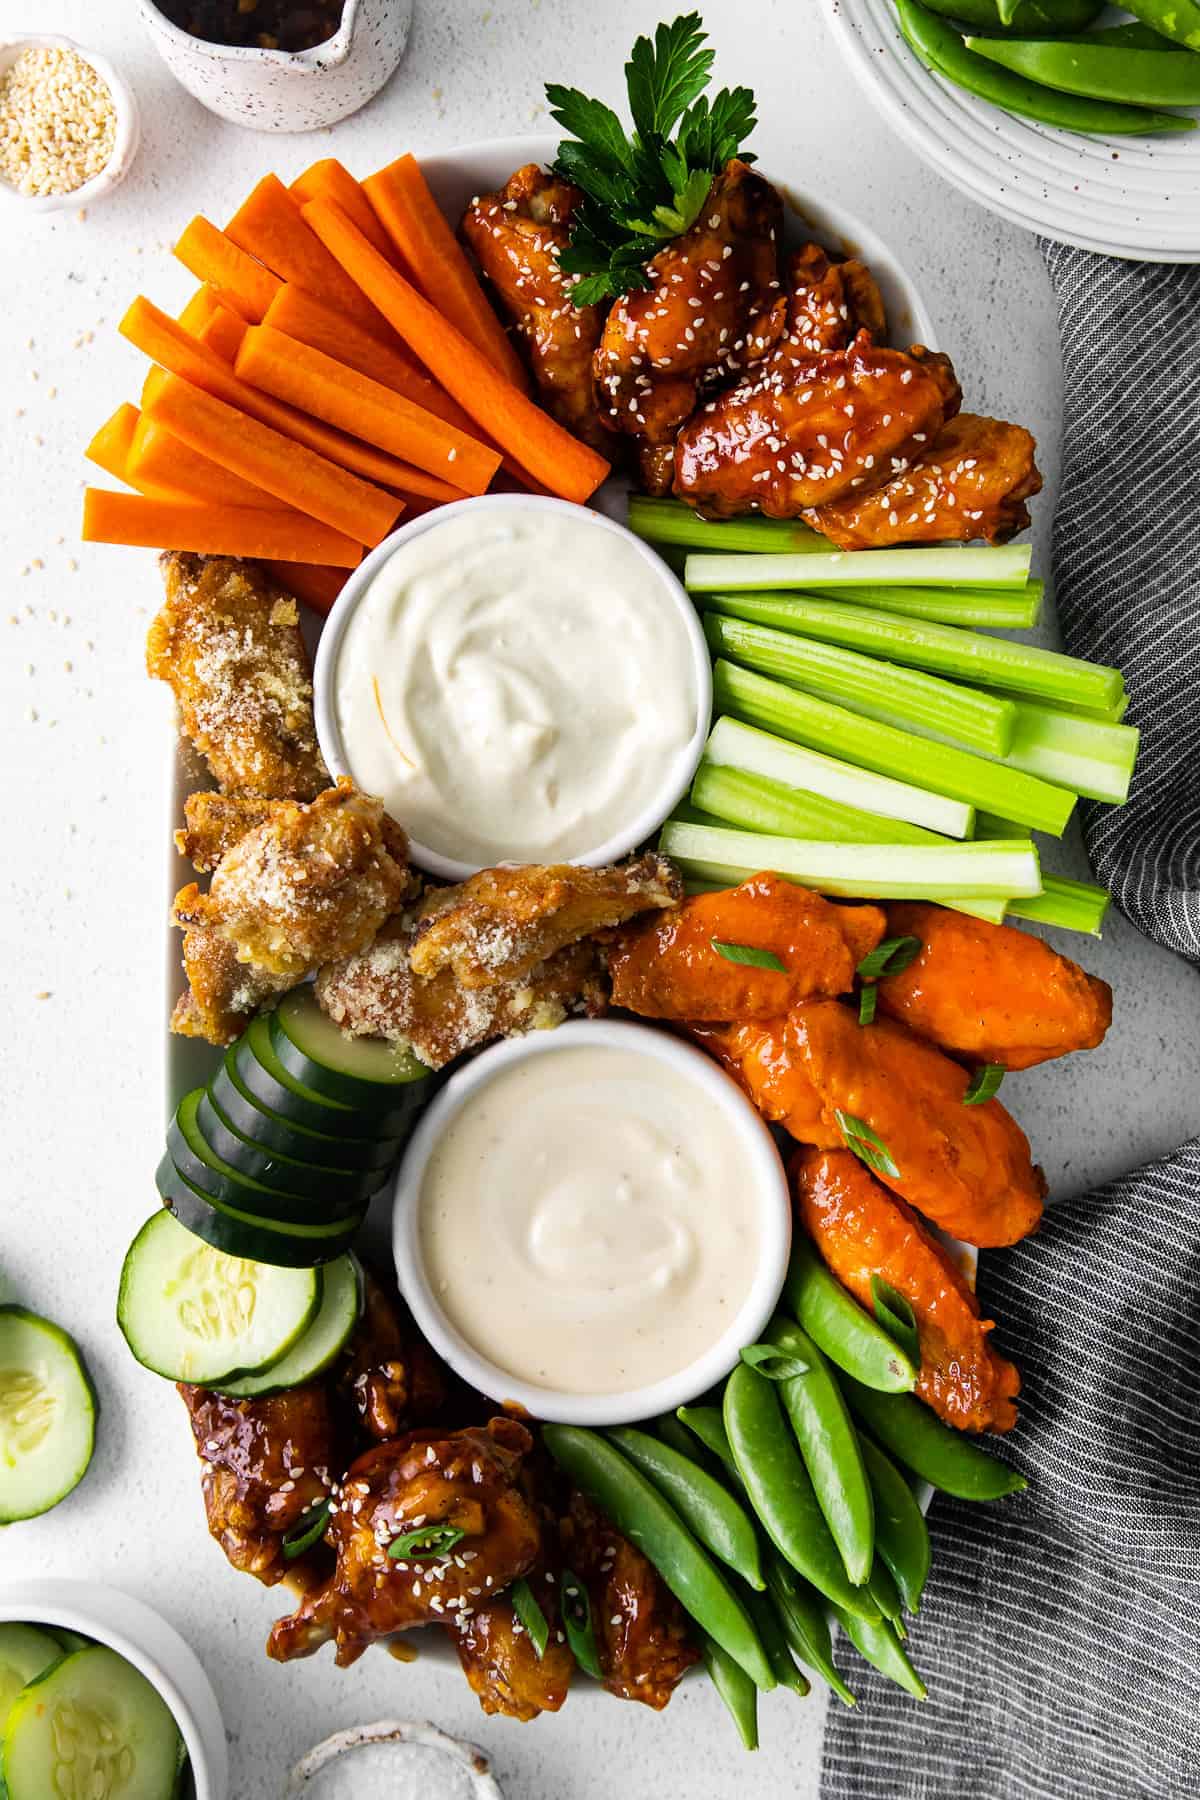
left=0, top=1579, right=228, bottom=1799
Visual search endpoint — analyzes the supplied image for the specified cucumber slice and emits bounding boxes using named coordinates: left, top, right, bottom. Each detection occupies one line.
left=272, top=986, right=432, bottom=1116
left=0, top=1626, right=62, bottom=1729
left=117, top=1209, right=320, bottom=1382
left=157, top=1160, right=366, bottom=1268
left=172, top=1090, right=378, bottom=1215
left=235, top=1016, right=379, bottom=1135
left=210, top=1050, right=401, bottom=1172
left=4, top=1644, right=183, bottom=1800
left=0, top=1308, right=96, bottom=1524
left=211, top=1255, right=362, bottom=1397
left=47, top=1629, right=92, bottom=1656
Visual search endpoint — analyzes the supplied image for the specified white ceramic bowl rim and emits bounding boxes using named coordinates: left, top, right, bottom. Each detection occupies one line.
left=392, top=1018, right=792, bottom=1427
left=0, top=34, right=140, bottom=211
left=312, top=493, right=714, bottom=882
left=138, top=0, right=362, bottom=66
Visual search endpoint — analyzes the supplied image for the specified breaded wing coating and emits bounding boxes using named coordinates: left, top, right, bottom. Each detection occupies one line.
left=147, top=553, right=328, bottom=799
left=176, top=789, right=410, bottom=874
left=792, top=1148, right=1021, bottom=1434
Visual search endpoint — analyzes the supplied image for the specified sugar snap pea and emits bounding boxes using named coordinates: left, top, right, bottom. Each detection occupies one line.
left=724, top=1363, right=878, bottom=1620
left=765, top=1555, right=857, bottom=1707
left=785, top=1236, right=916, bottom=1394
left=866, top=1556, right=906, bottom=1631
left=918, top=0, right=1102, bottom=31
left=767, top=1317, right=875, bottom=1587
left=859, top=1434, right=931, bottom=1615
left=656, top=1411, right=714, bottom=1467
left=831, top=1604, right=927, bottom=1702
left=839, top=1374, right=1027, bottom=1502
left=542, top=1425, right=775, bottom=1691
left=607, top=1426, right=765, bottom=1590
left=897, top=0, right=1197, bottom=133
left=677, top=1405, right=742, bottom=1483
left=744, top=1584, right=811, bottom=1697
left=700, top=1630, right=759, bottom=1750
left=1068, top=21, right=1190, bottom=48
left=1123, top=0, right=1200, bottom=50
left=966, top=35, right=1200, bottom=103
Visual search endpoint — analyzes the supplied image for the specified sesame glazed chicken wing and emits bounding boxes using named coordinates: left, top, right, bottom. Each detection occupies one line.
left=267, top=1420, right=541, bottom=1667
left=606, top=874, right=885, bottom=1021
left=877, top=903, right=1112, bottom=1071
left=461, top=164, right=608, bottom=450
left=772, top=243, right=886, bottom=359
left=453, top=1566, right=574, bottom=1720
left=792, top=1148, right=1021, bottom=1434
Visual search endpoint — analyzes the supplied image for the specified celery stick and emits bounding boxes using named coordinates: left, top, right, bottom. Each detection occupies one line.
left=706, top=715, right=973, bottom=837
left=704, top=615, right=1017, bottom=757
left=1008, top=876, right=1110, bottom=937
left=828, top=582, right=1044, bottom=629
left=700, top=592, right=1123, bottom=714
left=686, top=545, right=1032, bottom=593
left=973, top=811, right=1031, bottom=840
left=628, top=496, right=828, bottom=555
left=1002, top=702, right=1138, bottom=804
left=976, top=685, right=1131, bottom=725
left=691, top=764, right=1006, bottom=923
left=657, top=821, right=1041, bottom=900
left=715, top=660, right=1076, bottom=837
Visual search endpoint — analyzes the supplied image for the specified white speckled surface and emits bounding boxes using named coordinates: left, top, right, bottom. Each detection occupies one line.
left=1, top=3, right=1198, bottom=1796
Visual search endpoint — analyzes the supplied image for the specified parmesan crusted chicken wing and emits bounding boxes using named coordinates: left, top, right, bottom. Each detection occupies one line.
left=793, top=1148, right=1021, bottom=1434
left=176, top=789, right=410, bottom=875
left=594, top=159, right=784, bottom=494
left=171, top=779, right=410, bottom=1044
left=147, top=553, right=328, bottom=799
left=461, top=164, right=608, bottom=450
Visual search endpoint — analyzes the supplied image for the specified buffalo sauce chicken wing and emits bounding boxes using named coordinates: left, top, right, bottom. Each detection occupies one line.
left=689, top=1019, right=840, bottom=1146
left=793, top=1148, right=1021, bottom=1433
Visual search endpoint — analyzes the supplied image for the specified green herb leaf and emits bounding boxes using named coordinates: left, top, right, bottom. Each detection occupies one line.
left=561, top=1569, right=603, bottom=1679
left=544, top=85, right=634, bottom=176
left=282, top=1498, right=331, bottom=1562
left=710, top=938, right=787, bottom=971
left=963, top=1063, right=1006, bottom=1106
left=870, top=1275, right=921, bottom=1368
left=835, top=1109, right=900, bottom=1180
left=856, top=935, right=922, bottom=983
left=740, top=1342, right=809, bottom=1382
left=512, top=1577, right=550, bottom=1660
left=626, top=12, right=714, bottom=142
left=858, top=983, right=878, bottom=1027
left=387, top=1524, right=466, bottom=1562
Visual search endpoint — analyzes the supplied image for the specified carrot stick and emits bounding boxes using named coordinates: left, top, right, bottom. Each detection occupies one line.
left=236, top=324, right=501, bottom=496
left=143, top=372, right=401, bottom=548
left=178, top=287, right=222, bottom=333
left=85, top=404, right=140, bottom=486
left=227, top=175, right=390, bottom=340
left=175, top=217, right=282, bottom=323
left=301, top=199, right=611, bottom=504
left=81, top=490, right=365, bottom=565
left=363, top=154, right=529, bottom=391
left=129, top=414, right=279, bottom=509
left=197, top=304, right=248, bottom=363
left=120, top=295, right=466, bottom=500
left=260, top=558, right=348, bottom=615
left=290, top=159, right=403, bottom=270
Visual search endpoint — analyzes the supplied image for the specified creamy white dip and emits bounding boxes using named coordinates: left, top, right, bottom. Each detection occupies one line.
left=418, top=1044, right=763, bottom=1397
left=331, top=505, right=701, bottom=868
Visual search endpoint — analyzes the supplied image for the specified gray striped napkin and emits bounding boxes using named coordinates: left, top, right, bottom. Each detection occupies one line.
left=821, top=245, right=1200, bottom=1799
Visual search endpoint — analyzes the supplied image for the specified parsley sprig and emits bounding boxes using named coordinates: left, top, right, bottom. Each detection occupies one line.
left=545, top=12, right=757, bottom=306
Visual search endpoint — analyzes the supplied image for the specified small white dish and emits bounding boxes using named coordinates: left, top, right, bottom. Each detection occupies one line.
left=393, top=1019, right=792, bottom=1427
left=0, top=35, right=140, bottom=214
left=313, top=493, right=713, bottom=882
left=0, top=1577, right=227, bottom=1799
left=288, top=1719, right=504, bottom=1797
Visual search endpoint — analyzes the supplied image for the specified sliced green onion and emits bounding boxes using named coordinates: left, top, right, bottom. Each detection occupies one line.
left=740, top=1343, right=810, bottom=1381
left=858, top=984, right=878, bottom=1026
left=710, top=938, right=787, bottom=971
left=856, top=936, right=922, bottom=982
left=282, top=1498, right=331, bottom=1562
left=561, top=1571, right=603, bottom=1679
left=829, top=581, right=1044, bottom=629
left=627, top=494, right=827, bottom=554
left=687, top=545, right=1033, bottom=593
left=1007, top=875, right=1110, bottom=937
left=714, top=660, right=1076, bottom=837
left=870, top=1276, right=921, bottom=1368
left=704, top=614, right=1017, bottom=757
left=706, top=715, right=973, bottom=838
left=511, top=1578, right=549, bottom=1660
left=387, top=1524, right=466, bottom=1561
left=836, top=1110, right=900, bottom=1179
left=657, top=820, right=1042, bottom=901
left=963, top=1064, right=1006, bottom=1106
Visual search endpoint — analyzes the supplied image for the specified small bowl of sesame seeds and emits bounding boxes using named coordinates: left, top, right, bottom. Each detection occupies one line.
left=0, top=35, right=140, bottom=213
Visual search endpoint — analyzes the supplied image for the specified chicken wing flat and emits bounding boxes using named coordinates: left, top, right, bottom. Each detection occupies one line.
left=674, top=329, right=961, bottom=520
left=176, top=789, right=411, bottom=875
left=560, top=1489, right=697, bottom=1708
left=268, top=1420, right=541, bottom=1667
left=793, top=1148, right=1021, bottom=1433
left=461, top=165, right=608, bottom=450
left=171, top=779, right=410, bottom=1044
left=877, top=902, right=1112, bottom=1071
left=412, top=853, right=682, bottom=990
left=605, top=874, right=885, bottom=1020
left=786, top=1000, right=1046, bottom=1247
left=803, top=412, right=1042, bottom=549
left=316, top=919, right=605, bottom=1071
left=147, top=553, right=329, bottom=799
left=689, top=1020, right=841, bottom=1147
left=594, top=159, right=783, bottom=494
left=773, top=243, right=886, bottom=359
left=453, top=1568, right=574, bottom=1720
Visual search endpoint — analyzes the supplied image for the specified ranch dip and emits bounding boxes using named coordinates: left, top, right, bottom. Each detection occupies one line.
left=331, top=504, right=702, bottom=868
left=417, top=1043, right=763, bottom=1397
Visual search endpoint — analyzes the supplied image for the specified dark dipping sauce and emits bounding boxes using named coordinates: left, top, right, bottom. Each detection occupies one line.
left=155, top=0, right=346, bottom=51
